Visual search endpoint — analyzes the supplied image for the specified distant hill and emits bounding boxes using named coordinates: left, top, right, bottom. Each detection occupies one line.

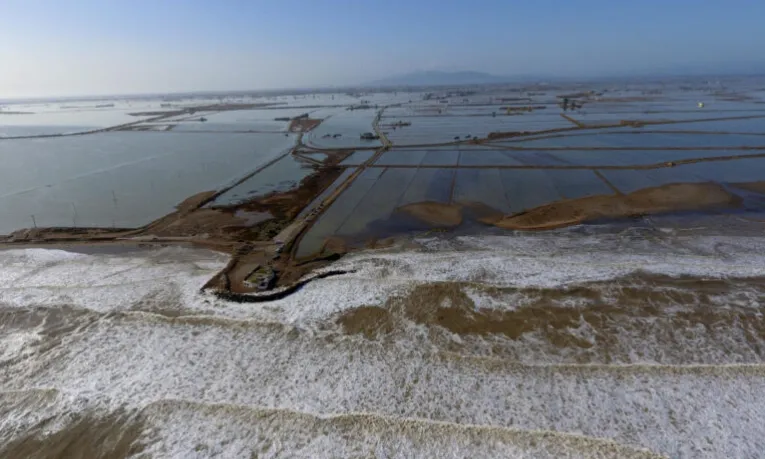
left=368, top=71, right=516, bottom=87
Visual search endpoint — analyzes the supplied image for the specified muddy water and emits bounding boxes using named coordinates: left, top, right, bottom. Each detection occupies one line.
left=2, top=230, right=765, bottom=458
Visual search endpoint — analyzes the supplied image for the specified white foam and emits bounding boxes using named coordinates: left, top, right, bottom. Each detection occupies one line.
left=2, top=236, right=765, bottom=457
left=141, top=401, right=665, bottom=459
left=3, top=315, right=765, bottom=458
left=0, top=331, right=41, bottom=364
left=229, top=232, right=765, bottom=328
left=371, top=233, right=765, bottom=288
left=4, top=233, right=765, bottom=324
left=0, top=247, right=227, bottom=313
left=0, top=239, right=764, bottom=366
left=0, top=389, right=67, bottom=442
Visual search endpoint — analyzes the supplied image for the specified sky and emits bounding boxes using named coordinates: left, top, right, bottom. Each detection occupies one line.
left=1, top=0, right=764, bottom=97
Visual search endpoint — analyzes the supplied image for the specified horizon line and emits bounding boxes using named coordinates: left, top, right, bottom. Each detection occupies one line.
left=2, top=72, right=764, bottom=103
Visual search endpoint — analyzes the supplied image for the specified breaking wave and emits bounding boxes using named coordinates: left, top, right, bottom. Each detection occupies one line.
left=2, top=227, right=765, bottom=458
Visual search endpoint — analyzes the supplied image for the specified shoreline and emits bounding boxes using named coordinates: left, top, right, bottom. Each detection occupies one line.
left=4, top=94, right=765, bottom=301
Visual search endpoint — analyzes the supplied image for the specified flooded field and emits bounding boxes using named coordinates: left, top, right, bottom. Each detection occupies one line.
left=0, top=132, right=296, bottom=233
left=208, top=154, right=315, bottom=206
left=383, top=112, right=573, bottom=145
left=3, top=80, right=765, bottom=458
left=4, top=82, right=765, bottom=281
left=0, top=105, right=153, bottom=137
left=303, top=109, right=383, bottom=149
left=296, top=131, right=765, bottom=259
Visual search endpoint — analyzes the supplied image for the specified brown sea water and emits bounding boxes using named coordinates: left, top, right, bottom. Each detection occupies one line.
left=2, top=221, right=765, bottom=458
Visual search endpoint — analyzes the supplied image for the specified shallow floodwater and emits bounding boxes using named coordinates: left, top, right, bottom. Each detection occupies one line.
left=0, top=108, right=153, bottom=137
left=168, top=108, right=320, bottom=133
left=296, top=148, right=765, bottom=259
left=384, top=113, right=571, bottom=145
left=0, top=132, right=295, bottom=234
left=209, top=154, right=314, bottom=206
left=3, top=228, right=765, bottom=458
left=304, top=109, right=382, bottom=149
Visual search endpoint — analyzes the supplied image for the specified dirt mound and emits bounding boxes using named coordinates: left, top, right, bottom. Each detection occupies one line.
left=492, top=182, right=741, bottom=231
left=396, top=201, right=463, bottom=227
left=461, top=201, right=505, bottom=222
left=288, top=118, right=322, bottom=133
left=174, top=190, right=217, bottom=212
left=152, top=209, right=245, bottom=236
left=322, top=236, right=349, bottom=255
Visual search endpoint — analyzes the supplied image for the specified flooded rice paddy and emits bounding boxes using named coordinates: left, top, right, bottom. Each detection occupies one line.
left=3, top=80, right=765, bottom=457
left=0, top=132, right=296, bottom=234
left=303, top=109, right=383, bottom=149
left=208, top=153, right=315, bottom=207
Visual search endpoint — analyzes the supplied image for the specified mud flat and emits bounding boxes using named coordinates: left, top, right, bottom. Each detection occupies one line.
left=396, top=201, right=463, bottom=227
left=488, top=182, right=742, bottom=230
left=288, top=117, right=322, bottom=133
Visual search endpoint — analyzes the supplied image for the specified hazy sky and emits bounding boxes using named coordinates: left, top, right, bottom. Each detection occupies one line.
left=2, top=0, right=763, bottom=97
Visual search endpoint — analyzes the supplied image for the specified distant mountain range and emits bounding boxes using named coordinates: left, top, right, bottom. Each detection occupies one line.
left=367, top=71, right=526, bottom=87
